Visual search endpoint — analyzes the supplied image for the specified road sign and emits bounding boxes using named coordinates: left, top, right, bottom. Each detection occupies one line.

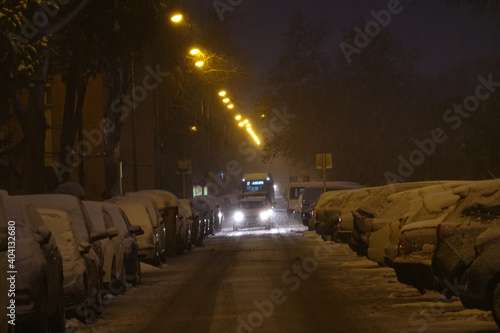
left=316, top=153, right=332, bottom=169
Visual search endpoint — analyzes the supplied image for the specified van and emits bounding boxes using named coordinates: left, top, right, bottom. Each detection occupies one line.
left=286, top=181, right=361, bottom=218
left=299, top=182, right=363, bottom=229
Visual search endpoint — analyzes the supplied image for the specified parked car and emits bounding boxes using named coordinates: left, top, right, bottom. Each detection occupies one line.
left=137, top=190, right=183, bottom=256
left=110, top=199, right=162, bottom=266
left=286, top=181, right=340, bottom=218
left=38, top=208, right=101, bottom=324
left=178, top=198, right=198, bottom=249
left=2, top=196, right=65, bottom=332
left=349, top=181, right=462, bottom=257
left=25, top=194, right=107, bottom=317
left=392, top=181, right=476, bottom=292
left=99, top=202, right=143, bottom=286
left=191, top=195, right=217, bottom=235
left=370, top=183, right=465, bottom=270
left=232, top=196, right=273, bottom=230
left=301, top=182, right=363, bottom=230
left=429, top=179, right=500, bottom=295
left=312, top=188, right=369, bottom=241
left=179, top=199, right=204, bottom=246
left=83, top=201, right=126, bottom=295
left=459, top=217, right=500, bottom=328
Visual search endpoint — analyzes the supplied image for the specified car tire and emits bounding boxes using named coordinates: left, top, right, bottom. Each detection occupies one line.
left=49, top=283, right=66, bottom=332
left=132, top=258, right=142, bottom=286
left=109, top=259, right=126, bottom=296
left=493, top=281, right=500, bottom=328
left=18, top=285, right=49, bottom=332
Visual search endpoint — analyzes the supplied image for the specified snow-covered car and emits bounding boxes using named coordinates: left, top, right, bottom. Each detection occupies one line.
left=111, top=199, right=162, bottom=266
left=124, top=193, right=169, bottom=257
left=301, top=182, right=363, bottom=230
left=179, top=199, right=204, bottom=246
left=312, top=187, right=371, bottom=242
left=3, top=196, right=65, bottom=332
left=430, top=179, right=500, bottom=296
left=25, top=194, right=107, bottom=317
left=393, top=181, right=477, bottom=292
left=459, top=216, right=500, bottom=328
left=38, top=208, right=102, bottom=323
left=84, top=201, right=126, bottom=295
left=368, top=182, right=469, bottom=268
left=137, top=190, right=184, bottom=256
left=100, top=202, right=143, bottom=286
left=191, top=195, right=218, bottom=235
left=349, top=181, right=464, bottom=257
left=232, top=196, right=274, bottom=230
left=178, top=198, right=198, bottom=250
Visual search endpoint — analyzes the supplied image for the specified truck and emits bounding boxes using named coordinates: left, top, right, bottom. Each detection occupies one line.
left=241, top=172, right=275, bottom=206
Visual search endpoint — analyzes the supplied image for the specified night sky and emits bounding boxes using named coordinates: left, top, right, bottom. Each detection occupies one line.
left=224, top=0, right=500, bottom=78
left=194, top=0, right=500, bottom=186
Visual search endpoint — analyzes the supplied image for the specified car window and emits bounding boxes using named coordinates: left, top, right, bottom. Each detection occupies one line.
left=239, top=201, right=264, bottom=209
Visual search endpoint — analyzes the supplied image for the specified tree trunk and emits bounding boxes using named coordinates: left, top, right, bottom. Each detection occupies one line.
left=59, top=59, right=88, bottom=183
left=12, top=53, right=50, bottom=194
left=104, top=64, right=130, bottom=197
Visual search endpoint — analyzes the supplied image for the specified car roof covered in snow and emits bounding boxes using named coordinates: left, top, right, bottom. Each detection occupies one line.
left=23, top=194, right=97, bottom=243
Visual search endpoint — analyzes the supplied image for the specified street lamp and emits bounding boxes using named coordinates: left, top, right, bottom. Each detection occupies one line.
left=171, top=14, right=183, bottom=23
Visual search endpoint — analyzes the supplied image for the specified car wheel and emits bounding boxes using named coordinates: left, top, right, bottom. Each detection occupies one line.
left=493, top=281, right=500, bottom=328
left=109, top=259, right=125, bottom=296
left=18, top=286, right=48, bottom=332
left=49, top=283, right=66, bottom=332
left=132, top=258, right=142, bottom=286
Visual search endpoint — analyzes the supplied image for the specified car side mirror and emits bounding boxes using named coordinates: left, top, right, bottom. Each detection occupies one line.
left=79, top=241, right=92, bottom=254
left=36, top=225, right=52, bottom=245
left=90, top=230, right=108, bottom=242
left=107, top=227, right=119, bottom=239
left=129, top=225, right=144, bottom=236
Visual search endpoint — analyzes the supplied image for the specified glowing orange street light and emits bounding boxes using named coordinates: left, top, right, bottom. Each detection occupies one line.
left=219, top=91, right=226, bottom=96
left=171, top=14, right=183, bottom=23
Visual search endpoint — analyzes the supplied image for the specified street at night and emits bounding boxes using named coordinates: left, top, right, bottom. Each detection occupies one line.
left=2, top=1, right=500, bottom=332
left=68, top=217, right=499, bottom=333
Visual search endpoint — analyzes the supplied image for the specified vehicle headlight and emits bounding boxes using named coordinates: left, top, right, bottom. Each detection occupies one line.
left=260, top=210, right=270, bottom=220
left=234, top=211, right=244, bottom=222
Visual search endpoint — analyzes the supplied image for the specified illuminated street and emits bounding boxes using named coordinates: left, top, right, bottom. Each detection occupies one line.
left=70, top=215, right=499, bottom=333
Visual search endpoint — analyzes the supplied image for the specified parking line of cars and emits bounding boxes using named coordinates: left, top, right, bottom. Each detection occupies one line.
left=0, top=189, right=238, bottom=332
left=310, top=179, right=500, bottom=328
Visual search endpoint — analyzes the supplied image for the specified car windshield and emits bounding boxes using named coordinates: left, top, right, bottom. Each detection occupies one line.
left=239, top=201, right=265, bottom=209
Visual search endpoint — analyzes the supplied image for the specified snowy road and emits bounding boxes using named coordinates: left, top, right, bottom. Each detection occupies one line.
left=68, top=216, right=500, bottom=333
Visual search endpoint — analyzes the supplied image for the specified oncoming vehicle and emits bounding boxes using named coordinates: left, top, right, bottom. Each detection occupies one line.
left=232, top=197, right=273, bottom=230
left=241, top=173, right=275, bottom=206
